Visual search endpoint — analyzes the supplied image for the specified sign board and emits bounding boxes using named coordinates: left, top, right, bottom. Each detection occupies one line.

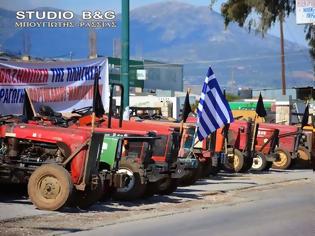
left=137, top=69, right=147, bottom=80
left=296, top=0, right=315, bottom=24
left=0, top=57, right=109, bottom=115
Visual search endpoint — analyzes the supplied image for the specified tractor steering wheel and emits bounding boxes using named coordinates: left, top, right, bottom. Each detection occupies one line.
left=71, top=106, right=92, bottom=116
left=0, top=115, right=15, bottom=124
left=0, top=115, right=14, bottom=121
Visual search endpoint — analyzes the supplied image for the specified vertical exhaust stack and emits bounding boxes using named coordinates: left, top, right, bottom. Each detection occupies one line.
left=109, top=83, right=124, bottom=128
left=121, top=0, right=130, bottom=119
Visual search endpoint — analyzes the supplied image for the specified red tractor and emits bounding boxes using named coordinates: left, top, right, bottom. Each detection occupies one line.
left=35, top=83, right=186, bottom=199
left=259, top=123, right=309, bottom=169
left=185, top=117, right=227, bottom=178
left=224, top=120, right=280, bottom=172
left=0, top=115, right=128, bottom=210
left=143, top=118, right=224, bottom=185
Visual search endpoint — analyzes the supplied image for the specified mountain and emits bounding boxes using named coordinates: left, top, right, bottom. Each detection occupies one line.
left=0, top=1, right=313, bottom=89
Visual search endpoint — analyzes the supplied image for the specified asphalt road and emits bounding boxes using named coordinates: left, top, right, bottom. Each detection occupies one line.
left=0, top=170, right=314, bottom=236
left=69, top=178, right=315, bottom=236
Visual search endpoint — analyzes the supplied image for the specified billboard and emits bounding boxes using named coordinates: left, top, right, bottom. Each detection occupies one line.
left=0, top=58, right=109, bottom=115
left=296, top=0, right=315, bottom=24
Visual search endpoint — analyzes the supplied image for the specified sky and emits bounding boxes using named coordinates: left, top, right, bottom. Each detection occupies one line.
left=0, top=0, right=309, bottom=47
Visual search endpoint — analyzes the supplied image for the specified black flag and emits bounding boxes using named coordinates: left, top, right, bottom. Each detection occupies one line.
left=23, top=89, right=35, bottom=122
left=93, top=73, right=105, bottom=118
left=182, top=91, right=192, bottom=122
left=301, top=104, right=309, bottom=128
left=255, top=93, right=267, bottom=118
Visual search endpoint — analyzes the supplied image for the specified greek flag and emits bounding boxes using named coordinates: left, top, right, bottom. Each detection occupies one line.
left=197, top=67, right=234, bottom=141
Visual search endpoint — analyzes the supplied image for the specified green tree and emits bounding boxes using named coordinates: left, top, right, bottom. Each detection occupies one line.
left=213, top=0, right=314, bottom=70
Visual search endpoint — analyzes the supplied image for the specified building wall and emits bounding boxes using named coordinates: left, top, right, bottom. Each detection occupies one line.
left=252, top=88, right=297, bottom=100
left=144, top=60, right=183, bottom=92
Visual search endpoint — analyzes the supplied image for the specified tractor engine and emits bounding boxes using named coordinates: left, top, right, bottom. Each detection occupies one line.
left=0, top=138, right=65, bottom=183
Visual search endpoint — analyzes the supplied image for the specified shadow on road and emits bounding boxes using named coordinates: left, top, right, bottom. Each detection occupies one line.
left=35, top=227, right=82, bottom=234
left=0, top=184, right=28, bottom=203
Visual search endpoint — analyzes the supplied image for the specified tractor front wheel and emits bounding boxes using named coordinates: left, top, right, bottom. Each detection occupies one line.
left=294, top=146, right=311, bottom=169
left=28, top=164, right=73, bottom=211
left=224, top=148, right=244, bottom=173
left=112, top=159, right=146, bottom=200
left=251, top=152, right=271, bottom=171
left=158, top=177, right=178, bottom=195
left=179, top=161, right=202, bottom=186
left=142, top=181, right=159, bottom=198
left=272, top=148, right=292, bottom=170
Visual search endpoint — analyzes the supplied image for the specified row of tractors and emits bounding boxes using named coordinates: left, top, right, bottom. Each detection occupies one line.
left=1, top=83, right=313, bottom=211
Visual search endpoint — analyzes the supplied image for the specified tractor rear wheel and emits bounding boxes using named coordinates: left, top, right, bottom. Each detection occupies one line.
left=272, top=148, right=292, bottom=170
left=224, top=148, right=244, bottom=173
left=112, top=159, right=146, bottom=200
left=158, top=177, right=178, bottom=195
left=28, top=164, right=73, bottom=211
left=251, top=152, right=268, bottom=171
left=179, top=160, right=202, bottom=186
left=202, top=158, right=220, bottom=177
left=70, top=175, right=104, bottom=209
left=295, top=146, right=311, bottom=169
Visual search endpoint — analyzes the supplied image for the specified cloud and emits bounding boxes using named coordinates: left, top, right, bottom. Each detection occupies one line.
left=291, top=70, right=314, bottom=81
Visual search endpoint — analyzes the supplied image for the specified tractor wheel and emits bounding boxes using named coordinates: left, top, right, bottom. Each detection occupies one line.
left=224, top=148, right=244, bottom=173
left=272, top=148, right=292, bottom=170
left=70, top=175, right=104, bottom=209
left=28, top=164, right=73, bottom=211
left=240, top=154, right=253, bottom=173
left=142, top=181, right=159, bottom=198
left=202, top=159, right=220, bottom=177
left=179, top=161, right=203, bottom=186
left=295, top=146, right=311, bottom=169
left=263, top=161, right=273, bottom=171
left=251, top=152, right=268, bottom=171
left=112, top=159, right=146, bottom=200
left=158, top=177, right=178, bottom=195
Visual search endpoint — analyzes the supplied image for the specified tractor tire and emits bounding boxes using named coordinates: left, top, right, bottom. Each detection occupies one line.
left=70, top=175, right=104, bottom=209
left=158, top=177, right=178, bottom=195
left=179, top=161, right=203, bottom=186
left=224, top=148, right=244, bottom=173
left=263, top=161, right=273, bottom=171
left=28, top=164, right=73, bottom=211
left=240, top=154, right=253, bottom=173
left=272, top=148, right=292, bottom=170
left=202, top=159, right=220, bottom=177
left=294, top=146, right=311, bottom=169
left=142, top=181, right=159, bottom=198
left=251, top=152, right=268, bottom=171
left=112, top=159, right=146, bottom=200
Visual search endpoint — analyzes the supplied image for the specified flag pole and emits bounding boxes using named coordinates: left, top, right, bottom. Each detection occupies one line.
left=251, top=114, right=258, bottom=152
left=25, top=89, right=36, bottom=117
left=180, top=88, right=191, bottom=134
left=91, top=112, right=96, bottom=133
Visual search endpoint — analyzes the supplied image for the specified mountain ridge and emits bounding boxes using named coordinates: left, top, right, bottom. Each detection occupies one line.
left=0, top=2, right=313, bottom=89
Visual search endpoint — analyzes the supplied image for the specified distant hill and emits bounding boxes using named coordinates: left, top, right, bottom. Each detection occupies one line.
left=0, top=1, right=313, bottom=89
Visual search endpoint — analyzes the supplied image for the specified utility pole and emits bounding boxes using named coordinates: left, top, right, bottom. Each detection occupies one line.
left=89, top=30, right=97, bottom=59
left=121, top=0, right=130, bottom=118
left=280, top=12, right=286, bottom=95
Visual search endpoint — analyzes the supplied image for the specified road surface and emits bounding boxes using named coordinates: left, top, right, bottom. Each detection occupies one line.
left=0, top=170, right=314, bottom=236
left=71, top=178, right=315, bottom=236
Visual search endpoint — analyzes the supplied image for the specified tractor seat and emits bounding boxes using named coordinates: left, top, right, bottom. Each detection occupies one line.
left=38, top=105, right=62, bottom=118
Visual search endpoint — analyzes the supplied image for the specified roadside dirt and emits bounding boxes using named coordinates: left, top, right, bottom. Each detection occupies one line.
left=0, top=177, right=311, bottom=236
